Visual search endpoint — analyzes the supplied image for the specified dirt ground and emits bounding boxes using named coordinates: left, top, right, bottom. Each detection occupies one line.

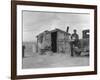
left=22, top=52, right=89, bottom=69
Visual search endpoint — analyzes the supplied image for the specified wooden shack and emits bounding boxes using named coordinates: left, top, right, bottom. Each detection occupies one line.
left=36, top=28, right=71, bottom=54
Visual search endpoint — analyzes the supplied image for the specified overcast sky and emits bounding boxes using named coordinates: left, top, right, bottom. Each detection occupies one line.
left=22, top=10, right=90, bottom=42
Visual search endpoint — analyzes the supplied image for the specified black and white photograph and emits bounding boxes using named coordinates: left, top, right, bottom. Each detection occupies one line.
left=11, top=1, right=97, bottom=79
left=22, top=11, right=90, bottom=69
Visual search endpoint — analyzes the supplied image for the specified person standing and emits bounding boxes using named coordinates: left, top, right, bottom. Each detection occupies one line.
left=70, top=29, right=79, bottom=56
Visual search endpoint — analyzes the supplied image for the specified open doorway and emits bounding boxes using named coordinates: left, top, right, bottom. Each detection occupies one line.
left=51, top=32, right=57, bottom=52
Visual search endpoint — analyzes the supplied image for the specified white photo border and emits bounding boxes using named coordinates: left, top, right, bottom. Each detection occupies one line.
left=17, top=5, right=95, bottom=76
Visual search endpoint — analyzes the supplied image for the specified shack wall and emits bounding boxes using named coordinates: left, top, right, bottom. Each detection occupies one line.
left=37, top=30, right=71, bottom=54
left=57, top=31, right=70, bottom=54
left=37, top=32, right=51, bottom=53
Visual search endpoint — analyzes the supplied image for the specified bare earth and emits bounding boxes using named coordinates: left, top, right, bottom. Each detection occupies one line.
left=22, top=52, right=89, bottom=69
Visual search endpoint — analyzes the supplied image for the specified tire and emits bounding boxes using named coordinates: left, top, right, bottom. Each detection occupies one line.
left=76, top=51, right=81, bottom=56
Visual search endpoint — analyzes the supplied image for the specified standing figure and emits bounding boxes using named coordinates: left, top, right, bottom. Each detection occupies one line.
left=70, top=29, right=79, bottom=56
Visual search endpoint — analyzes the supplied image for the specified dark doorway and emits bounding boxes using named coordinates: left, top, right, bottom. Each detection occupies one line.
left=51, top=32, right=57, bottom=52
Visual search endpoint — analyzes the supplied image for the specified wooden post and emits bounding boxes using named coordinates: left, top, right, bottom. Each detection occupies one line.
left=36, top=35, right=39, bottom=53
left=22, top=45, right=25, bottom=58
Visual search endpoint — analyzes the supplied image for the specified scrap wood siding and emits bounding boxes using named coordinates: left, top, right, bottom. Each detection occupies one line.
left=36, top=28, right=71, bottom=54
